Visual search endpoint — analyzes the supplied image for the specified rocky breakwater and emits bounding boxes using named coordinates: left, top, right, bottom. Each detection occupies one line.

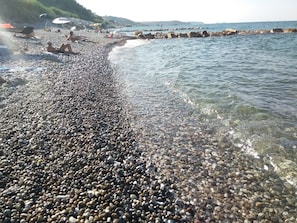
left=135, top=27, right=297, bottom=39
left=0, top=32, right=195, bottom=222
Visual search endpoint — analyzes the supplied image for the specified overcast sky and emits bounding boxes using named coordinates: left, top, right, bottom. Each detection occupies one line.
left=76, top=0, right=297, bottom=24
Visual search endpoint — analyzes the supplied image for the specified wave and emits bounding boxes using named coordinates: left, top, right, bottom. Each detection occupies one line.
left=108, top=39, right=152, bottom=61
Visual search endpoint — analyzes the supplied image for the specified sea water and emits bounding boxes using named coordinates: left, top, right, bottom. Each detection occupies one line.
left=109, top=21, right=297, bottom=189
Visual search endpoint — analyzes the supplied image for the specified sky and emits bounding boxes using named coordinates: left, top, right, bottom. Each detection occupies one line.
left=76, top=0, right=297, bottom=24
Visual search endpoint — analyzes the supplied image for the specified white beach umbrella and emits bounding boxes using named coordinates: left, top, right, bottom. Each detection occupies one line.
left=52, top=17, right=71, bottom=24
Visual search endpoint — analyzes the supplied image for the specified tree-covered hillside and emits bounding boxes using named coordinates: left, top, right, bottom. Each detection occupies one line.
left=0, top=0, right=107, bottom=26
left=103, top=16, right=143, bottom=27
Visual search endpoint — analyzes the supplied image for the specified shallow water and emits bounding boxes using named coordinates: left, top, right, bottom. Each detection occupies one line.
left=109, top=21, right=297, bottom=189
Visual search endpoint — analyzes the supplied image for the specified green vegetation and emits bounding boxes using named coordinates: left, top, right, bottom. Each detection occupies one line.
left=0, top=0, right=108, bottom=27
left=103, top=16, right=143, bottom=27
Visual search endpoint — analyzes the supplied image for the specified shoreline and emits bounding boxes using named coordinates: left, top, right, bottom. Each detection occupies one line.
left=1, top=28, right=297, bottom=222
left=106, top=31, right=297, bottom=222
left=0, top=29, right=196, bottom=222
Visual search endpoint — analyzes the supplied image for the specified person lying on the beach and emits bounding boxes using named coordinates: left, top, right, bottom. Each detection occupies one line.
left=46, top=41, right=79, bottom=54
left=66, top=31, right=84, bottom=42
left=66, top=31, right=96, bottom=43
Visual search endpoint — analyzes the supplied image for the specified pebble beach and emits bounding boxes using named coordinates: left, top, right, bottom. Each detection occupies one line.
left=0, top=29, right=196, bottom=222
left=0, top=28, right=297, bottom=223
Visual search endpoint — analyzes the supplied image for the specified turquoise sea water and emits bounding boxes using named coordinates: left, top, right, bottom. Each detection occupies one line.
left=109, top=21, right=297, bottom=189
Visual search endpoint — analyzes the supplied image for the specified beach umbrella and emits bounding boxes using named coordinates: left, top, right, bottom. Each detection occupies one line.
left=40, top=14, right=51, bottom=30
left=52, top=17, right=71, bottom=25
left=39, top=13, right=50, bottom=20
left=21, top=26, right=34, bottom=35
left=90, top=23, right=100, bottom=27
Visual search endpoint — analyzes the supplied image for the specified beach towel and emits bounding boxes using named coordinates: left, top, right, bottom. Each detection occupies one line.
left=0, top=24, right=13, bottom=29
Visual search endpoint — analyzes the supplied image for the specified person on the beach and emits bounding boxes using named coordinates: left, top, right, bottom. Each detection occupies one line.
left=67, top=31, right=96, bottom=43
left=66, top=31, right=83, bottom=42
left=46, top=41, right=78, bottom=54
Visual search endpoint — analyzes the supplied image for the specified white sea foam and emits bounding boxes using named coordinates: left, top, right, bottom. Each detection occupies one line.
left=123, top=39, right=152, bottom=49
left=108, top=39, right=152, bottom=61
